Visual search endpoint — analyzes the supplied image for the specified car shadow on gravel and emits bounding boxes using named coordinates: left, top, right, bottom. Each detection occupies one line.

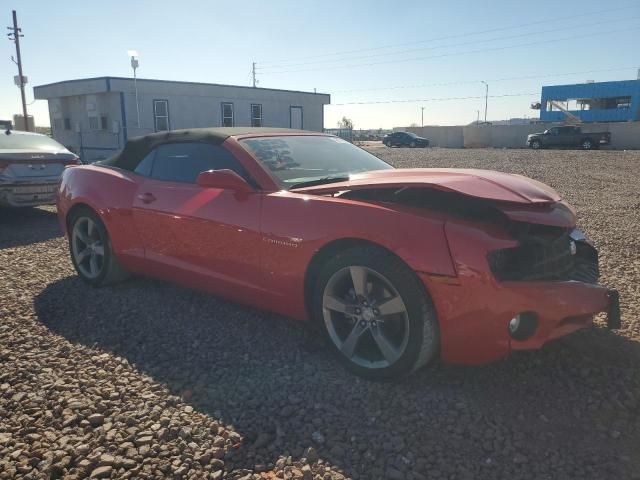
left=34, top=275, right=640, bottom=479
left=0, top=206, right=61, bottom=249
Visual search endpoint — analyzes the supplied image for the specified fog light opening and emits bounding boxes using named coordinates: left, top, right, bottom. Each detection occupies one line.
left=508, top=312, right=539, bottom=341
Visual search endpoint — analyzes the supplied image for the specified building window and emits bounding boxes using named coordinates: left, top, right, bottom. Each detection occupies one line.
left=100, top=115, right=108, bottom=130
left=251, top=104, right=262, bottom=127
left=64, top=118, right=71, bottom=130
left=154, top=100, right=170, bottom=132
left=221, top=102, right=234, bottom=127
left=88, top=116, right=99, bottom=130
left=547, top=96, right=632, bottom=112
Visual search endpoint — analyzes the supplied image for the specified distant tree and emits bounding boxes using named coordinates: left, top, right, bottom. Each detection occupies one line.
left=338, top=117, right=354, bottom=130
left=35, top=126, right=52, bottom=136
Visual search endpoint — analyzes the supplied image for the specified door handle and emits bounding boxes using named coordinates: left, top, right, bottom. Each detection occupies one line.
left=137, top=192, right=156, bottom=204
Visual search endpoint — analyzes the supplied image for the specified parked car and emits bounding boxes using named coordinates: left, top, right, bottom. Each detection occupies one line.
left=57, top=127, right=620, bottom=379
left=383, top=131, right=430, bottom=148
left=526, top=126, right=611, bottom=150
left=0, top=128, right=80, bottom=207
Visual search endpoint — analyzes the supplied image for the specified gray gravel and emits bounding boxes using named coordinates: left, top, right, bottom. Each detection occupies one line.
left=1, top=147, right=639, bottom=480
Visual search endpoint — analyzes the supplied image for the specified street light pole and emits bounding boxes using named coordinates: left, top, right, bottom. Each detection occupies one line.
left=128, top=51, right=140, bottom=128
left=476, top=110, right=480, bottom=125
left=252, top=62, right=257, bottom=88
left=421, top=106, right=425, bottom=127
left=481, top=81, right=488, bottom=123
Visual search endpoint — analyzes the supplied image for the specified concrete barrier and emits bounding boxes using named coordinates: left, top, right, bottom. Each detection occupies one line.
left=394, top=122, right=640, bottom=149
left=402, top=126, right=464, bottom=148
left=607, top=123, right=640, bottom=149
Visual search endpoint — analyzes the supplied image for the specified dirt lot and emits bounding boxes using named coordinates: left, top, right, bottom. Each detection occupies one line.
left=1, top=148, right=639, bottom=480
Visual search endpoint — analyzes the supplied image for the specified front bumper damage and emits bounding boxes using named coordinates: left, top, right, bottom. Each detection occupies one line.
left=419, top=221, right=621, bottom=365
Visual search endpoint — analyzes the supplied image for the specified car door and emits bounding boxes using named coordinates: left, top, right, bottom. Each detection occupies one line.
left=546, top=127, right=561, bottom=147
left=566, top=126, right=581, bottom=146
left=556, top=126, right=572, bottom=147
left=131, top=141, right=266, bottom=300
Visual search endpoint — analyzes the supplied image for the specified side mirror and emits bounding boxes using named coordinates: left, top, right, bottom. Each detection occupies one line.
left=196, top=169, right=253, bottom=193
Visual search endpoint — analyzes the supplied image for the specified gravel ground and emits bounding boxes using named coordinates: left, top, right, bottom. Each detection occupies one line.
left=1, top=147, right=639, bottom=480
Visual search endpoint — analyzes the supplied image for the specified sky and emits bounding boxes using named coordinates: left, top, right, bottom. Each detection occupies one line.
left=1, top=0, right=639, bottom=129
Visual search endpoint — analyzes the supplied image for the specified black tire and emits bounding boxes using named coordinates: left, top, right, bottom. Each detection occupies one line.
left=68, top=208, right=129, bottom=286
left=530, top=140, right=542, bottom=150
left=312, top=246, right=439, bottom=380
left=410, top=141, right=417, bottom=148
left=581, top=138, right=594, bottom=150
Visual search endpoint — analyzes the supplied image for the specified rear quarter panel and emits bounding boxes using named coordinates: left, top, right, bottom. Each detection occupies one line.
left=260, top=191, right=455, bottom=320
left=58, top=165, right=144, bottom=262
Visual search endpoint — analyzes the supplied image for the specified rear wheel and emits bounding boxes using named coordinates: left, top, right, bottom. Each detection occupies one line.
left=581, top=139, right=594, bottom=150
left=410, top=141, right=417, bottom=148
left=69, top=209, right=128, bottom=286
left=313, top=246, right=439, bottom=380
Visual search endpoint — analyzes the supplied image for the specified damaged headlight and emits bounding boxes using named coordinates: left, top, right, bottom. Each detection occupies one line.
left=487, top=228, right=598, bottom=283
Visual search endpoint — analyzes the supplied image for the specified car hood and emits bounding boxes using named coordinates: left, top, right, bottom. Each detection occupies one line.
left=292, top=168, right=561, bottom=204
left=293, top=168, right=574, bottom=227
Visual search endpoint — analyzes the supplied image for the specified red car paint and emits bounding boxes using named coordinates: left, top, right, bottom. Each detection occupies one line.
left=57, top=132, right=613, bottom=365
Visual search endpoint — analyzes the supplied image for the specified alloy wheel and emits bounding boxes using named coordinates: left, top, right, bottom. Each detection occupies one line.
left=322, top=266, right=410, bottom=369
left=71, top=217, right=105, bottom=279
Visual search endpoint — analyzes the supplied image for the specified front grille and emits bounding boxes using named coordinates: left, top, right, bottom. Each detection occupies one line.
left=488, top=228, right=599, bottom=283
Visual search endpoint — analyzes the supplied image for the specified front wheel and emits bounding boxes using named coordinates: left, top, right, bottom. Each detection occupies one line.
left=530, top=140, right=541, bottom=150
left=409, top=141, right=417, bottom=148
left=69, top=209, right=129, bottom=286
left=313, top=246, right=439, bottom=380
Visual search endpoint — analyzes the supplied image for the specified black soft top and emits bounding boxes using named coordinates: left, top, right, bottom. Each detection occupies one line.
left=99, top=127, right=309, bottom=171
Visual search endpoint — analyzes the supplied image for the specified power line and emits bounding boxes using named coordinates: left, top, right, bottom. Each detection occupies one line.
left=258, top=27, right=640, bottom=75
left=329, top=92, right=540, bottom=106
left=331, top=66, right=637, bottom=94
left=257, top=3, right=638, bottom=67
left=257, top=15, right=640, bottom=71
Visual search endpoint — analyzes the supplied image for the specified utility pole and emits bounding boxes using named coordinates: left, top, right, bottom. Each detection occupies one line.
left=420, top=106, right=426, bottom=127
left=481, top=81, right=488, bottom=123
left=252, top=62, right=257, bottom=88
left=476, top=110, right=480, bottom=125
left=7, top=10, right=29, bottom=131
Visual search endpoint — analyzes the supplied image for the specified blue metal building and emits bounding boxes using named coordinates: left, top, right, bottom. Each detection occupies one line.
left=539, top=79, right=640, bottom=122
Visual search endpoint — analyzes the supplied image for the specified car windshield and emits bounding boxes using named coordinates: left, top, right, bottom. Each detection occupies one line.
left=240, top=135, right=393, bottom=189
left=0, top=132, right=66, bottom=152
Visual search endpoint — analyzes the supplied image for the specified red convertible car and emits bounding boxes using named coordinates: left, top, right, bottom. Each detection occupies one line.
left=57, top=128, right=620, bottom=379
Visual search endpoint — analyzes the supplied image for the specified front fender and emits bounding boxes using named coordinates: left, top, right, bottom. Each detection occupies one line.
left=260, top=192, right=456, bottom=320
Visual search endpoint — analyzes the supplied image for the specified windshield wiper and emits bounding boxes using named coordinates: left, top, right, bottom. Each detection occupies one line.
left=289, top=176, right=350, bottom=189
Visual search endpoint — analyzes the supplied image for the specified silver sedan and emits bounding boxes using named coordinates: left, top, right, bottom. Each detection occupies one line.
left=0, top=128, right=80, bottom=207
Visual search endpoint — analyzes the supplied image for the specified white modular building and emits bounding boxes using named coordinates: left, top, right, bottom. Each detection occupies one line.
left=34, top=77, right=330, bottom=162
